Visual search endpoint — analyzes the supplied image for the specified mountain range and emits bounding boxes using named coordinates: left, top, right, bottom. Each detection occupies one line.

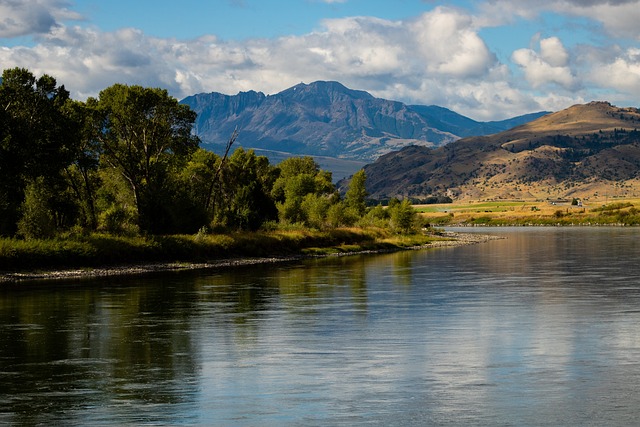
left=361, top=101, right=640, bottom=201
left=181, top=81, right=547, bottom=179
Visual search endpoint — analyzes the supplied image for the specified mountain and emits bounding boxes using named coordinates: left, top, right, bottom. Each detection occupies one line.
left=181, top=81, right=547, bottom=179
left=361, top=102, right=640, bottom=201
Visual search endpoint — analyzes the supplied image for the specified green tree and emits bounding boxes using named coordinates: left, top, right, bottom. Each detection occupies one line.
left=344, top=169, right=368, bottom=217
left=179, top=148, right=220, bottom=228
left=90, top=84, right=200, bottom=233
left=0, top=68, right=79, bottom=235
left=278, top=173, right=317, bottom=224
left=95, top=167, right=139, bottom=235
left=301, top=193, right=331, bottom=229
left=215, top=148, right=278, bottom=230
left=61, top=100, right=103, bottom=230
left=389, top=199, right=418, bottom=234
left=16, top=178, right=56, bottom=240
left=271, top=157, right=336, bottom=225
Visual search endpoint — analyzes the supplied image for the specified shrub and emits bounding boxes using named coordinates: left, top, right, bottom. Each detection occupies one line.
left=99, top=205, right=139, bottom=235
left=17, top=179, right=56, bottom=240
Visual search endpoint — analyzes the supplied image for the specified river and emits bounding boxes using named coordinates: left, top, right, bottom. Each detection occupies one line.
left=2, top=227, right=640, bottom=426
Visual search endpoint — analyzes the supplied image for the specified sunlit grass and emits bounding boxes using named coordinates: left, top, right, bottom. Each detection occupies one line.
left=417, top=197, right=640, bottom=226
left=0, top=227, right=445, bottom=273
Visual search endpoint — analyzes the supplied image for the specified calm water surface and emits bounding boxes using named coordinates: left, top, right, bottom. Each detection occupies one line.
left=2, top=227, right=640, bottom=426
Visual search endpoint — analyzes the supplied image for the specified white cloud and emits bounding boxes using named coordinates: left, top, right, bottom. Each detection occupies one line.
left=512, top=37, right=577, bottom=90
left=0, top=0, right=81, bottom=38
left=539, top=37, right=569, bottom=68
left=7, top=1, right=635, bottom=121
left=559, top=1, right=640, bottom=40
left=590, top=48, right=640, bottom=94
left=0, top=9, right=544, bottom=121
left=409, top=8, right=496, bottom=78
left=476, top=0, right=640, bottom=40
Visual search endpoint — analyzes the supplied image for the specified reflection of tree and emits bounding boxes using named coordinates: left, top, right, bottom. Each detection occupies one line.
left=193, top=267, right=276, bottom=319
left=0, top=251, right=429, bottom=424
left=271, top=256, right=370, bottom=316
left=0, top=282, right=200, bottom=425
left=392, top=251, right=415, bottom=288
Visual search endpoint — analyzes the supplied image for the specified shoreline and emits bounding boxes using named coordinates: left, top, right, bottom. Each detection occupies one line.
left=0, top=232, right=499, bottom=284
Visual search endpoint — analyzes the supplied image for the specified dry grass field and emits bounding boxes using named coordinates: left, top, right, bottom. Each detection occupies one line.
left=415, top=196, right=640, bottom=226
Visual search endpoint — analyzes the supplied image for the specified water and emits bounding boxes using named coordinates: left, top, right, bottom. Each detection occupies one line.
left=2, top=227, right=640, bottom=425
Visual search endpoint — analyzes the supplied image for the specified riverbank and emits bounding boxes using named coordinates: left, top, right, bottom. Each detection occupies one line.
left=0, top=231, right=498, bottom=283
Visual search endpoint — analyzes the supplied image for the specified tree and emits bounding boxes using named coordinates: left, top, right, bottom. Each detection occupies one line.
left=271, top=156, right=337, bottom=225
left=344, top=169, right=368, bottom=217
left=179, top=148, right=220, bottom=227
left=17, top=178, right=56, bottom=239
left=389, top=199, right=418, bottom=234
left=90, top=84, right=200, bottom=233
left=62, top=100, right=103, bottom=230
left=214, top=148, right=278, bottom=231
left=0, top=68, right=79, bottom=236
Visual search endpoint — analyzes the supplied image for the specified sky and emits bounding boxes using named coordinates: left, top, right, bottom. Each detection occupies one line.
left=1, top=0, right=640, bottom=121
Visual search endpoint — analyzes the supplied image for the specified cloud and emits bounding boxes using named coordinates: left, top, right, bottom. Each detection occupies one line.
left=559, top=0, right=640, bottom=39
left=477, top=0, right=640, bottom=39
left=409, top=8, right=497, bottom=77
left=0, top=0, right=81, bottom=38
left=590, top=48, right=640, bottom=94
left=6, top=1, right=639, bottom=121
left=512, top=36, right=577, bottom=90
left=0, top=6, right=546, bottom=121
left=539, top=37, right=569, bottom=68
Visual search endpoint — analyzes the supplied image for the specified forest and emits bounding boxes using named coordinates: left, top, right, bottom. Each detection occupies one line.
left=0, top=68, right=420, bottom=242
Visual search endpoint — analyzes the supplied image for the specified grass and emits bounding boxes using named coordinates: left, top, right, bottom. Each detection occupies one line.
left=0, top=227, right=444, bottom=273
left=417, top=197, right=640, bottom=226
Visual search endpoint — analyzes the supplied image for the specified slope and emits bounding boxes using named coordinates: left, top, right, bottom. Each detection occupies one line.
left=363, top=102, right=640, bottom=201
left=181, top=81, right=548, bottom=176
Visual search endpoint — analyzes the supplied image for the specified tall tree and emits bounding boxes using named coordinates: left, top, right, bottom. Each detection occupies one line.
left=271, top=156, right=336, bottom=225
left=90, top=84, right=200, bottom=233
left=344, top=169, right=368, bottom=217
left=0, top=68, right=79, bottom=235
left=216, top=148, right=278, bottom=230
left=62, top=100, right=103, bottom=230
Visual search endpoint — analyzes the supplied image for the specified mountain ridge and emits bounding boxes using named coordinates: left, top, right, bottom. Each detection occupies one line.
left=361, top=101, right=640, bottom=201
left=181, top=81, right=548, bottom=178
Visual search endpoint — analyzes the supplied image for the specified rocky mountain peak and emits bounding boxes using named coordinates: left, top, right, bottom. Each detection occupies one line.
left=180, top=81, right=547, bottom=179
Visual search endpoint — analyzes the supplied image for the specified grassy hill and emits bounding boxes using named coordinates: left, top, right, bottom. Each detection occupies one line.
left=363, top=102, right=640, bottom=201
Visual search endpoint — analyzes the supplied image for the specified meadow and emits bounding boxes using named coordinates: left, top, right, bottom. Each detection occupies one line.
left=417, top=197, right=640, bottom=226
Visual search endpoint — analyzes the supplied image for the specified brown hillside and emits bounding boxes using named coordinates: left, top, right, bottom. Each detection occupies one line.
left=363, top=102, right=640, bottom=201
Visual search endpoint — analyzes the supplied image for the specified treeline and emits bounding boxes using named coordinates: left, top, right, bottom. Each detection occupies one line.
left=0, top=68, right=419, bottom=239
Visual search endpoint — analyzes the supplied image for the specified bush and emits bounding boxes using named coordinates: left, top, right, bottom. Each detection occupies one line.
left=17, top=179, right=56, bottom=240
left=98, top=205, right=139, bottom=235
left=389, top=199, right=418, bottom=234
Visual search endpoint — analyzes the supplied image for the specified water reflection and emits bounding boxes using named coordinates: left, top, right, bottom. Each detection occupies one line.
left=2, top=228, right=640, bottom=425
left=0, top=281, right=201, bottom=425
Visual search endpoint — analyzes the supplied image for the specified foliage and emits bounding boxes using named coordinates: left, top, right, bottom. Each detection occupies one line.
left=0, top=227, right=440, bottom=272
left=591, top=202, right=634, bottom=212
left=388, top=199, right=419, bottom=233
left=272, top=156, right=338, bottom=227
left=344, top=169, right=368, bottom=216
left=89, top=84, right=200, bottom=233
left=212, top=148, right=278, bottom=231
left=0, top=68, right=79, bottom=236
left=17, top=178, right=57, bottom=240
left=0, top=67, right=429, bottom=261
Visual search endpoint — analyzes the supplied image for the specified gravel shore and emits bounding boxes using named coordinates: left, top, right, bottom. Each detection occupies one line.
left=0, top=232, right=500, bottom=283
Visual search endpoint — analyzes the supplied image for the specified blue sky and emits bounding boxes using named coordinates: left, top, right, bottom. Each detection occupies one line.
left=1, top=0, right=640, bottom=120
